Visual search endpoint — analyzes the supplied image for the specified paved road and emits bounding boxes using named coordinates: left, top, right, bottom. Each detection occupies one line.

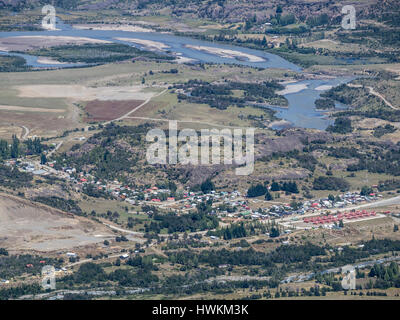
left=282, top=256, right=400, bottom=284
left=349, top=195, right=400, bottom=210
left=102, top=222, right=143, bottom=236
left=102, top=221, right=209, bottom=239
left=19, top=287, right=149, bottom=300
left=278, top=195, right=400, bottom=224
left=65, top=252, right=126, bottom=268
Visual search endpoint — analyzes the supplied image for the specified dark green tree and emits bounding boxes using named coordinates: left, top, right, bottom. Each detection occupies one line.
left=40, top=153, right=47, bottom=165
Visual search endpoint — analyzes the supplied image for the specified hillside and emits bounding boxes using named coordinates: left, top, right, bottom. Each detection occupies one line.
left=0, top=193, right=113, bottom=252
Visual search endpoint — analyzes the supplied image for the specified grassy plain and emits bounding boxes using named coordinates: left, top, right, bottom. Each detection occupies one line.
left=0, top=60, right=295, bottom=138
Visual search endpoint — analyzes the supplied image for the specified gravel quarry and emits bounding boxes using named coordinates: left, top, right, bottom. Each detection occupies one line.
left=0, top=194, right=114, bottom=252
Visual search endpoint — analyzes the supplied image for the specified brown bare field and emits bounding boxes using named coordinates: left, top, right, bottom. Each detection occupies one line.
left=84, top=99, right=144, bottom=121
left=16, top=85, right=155, bottom=101
left=0, top=110, right=77, bottom=138
left=127, top=101, right=160, bottom=118
left=0, top=125, right=24, bottom=140
left=0, top=105, right=65, bottom=113
left=0, top=194, right=114, bottom=253
left=300, top=216, right=399, bottom=248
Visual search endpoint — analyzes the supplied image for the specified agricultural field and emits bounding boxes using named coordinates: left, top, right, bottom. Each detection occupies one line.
left=84, top=100, right=145, bottom=122
left=0, top=59, right=294, bottom=139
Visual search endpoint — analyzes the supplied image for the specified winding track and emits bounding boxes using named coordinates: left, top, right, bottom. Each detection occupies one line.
left=20, top=125, right=29, bottom=140
left=347, top=83, right=397, bottom=110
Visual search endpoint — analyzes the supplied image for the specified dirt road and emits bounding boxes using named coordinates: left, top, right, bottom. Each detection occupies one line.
left=126, top=116, right=247, bottom=129
left=47, top=141, right=63, bottom=157
left=20, top=126, right=29, bottom=140
left=348, top=84, right=397, bottom=110
left=104, top=88, right=168, bottom=125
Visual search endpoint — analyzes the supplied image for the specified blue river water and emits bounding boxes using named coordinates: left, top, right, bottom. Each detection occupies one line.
left=0, top=20, right=352, bottom=130
left=267, top=77, right=352, bottom=130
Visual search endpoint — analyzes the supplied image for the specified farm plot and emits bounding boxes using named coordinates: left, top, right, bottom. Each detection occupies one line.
left=84, top=99, right=144, bottom=121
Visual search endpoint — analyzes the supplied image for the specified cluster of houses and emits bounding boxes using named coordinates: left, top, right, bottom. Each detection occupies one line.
left=312, top=192, right=381, bottom=209
left=5, top=160, right=50, bottom=176
left=303, top=210, right=378, bottom=225
left=5, top=157, right=386, bottom=224
left=265, top=192, right=381, bottom=218
left=171, top=190, right=384, bottom=223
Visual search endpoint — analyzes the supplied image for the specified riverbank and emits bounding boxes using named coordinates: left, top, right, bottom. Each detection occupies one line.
left=185, top=44, right=265, bottom=62
left=36, top=57, right=68, bottom=65
left=268, top=119, right=293, bottom=130
left=315, top=85, right=333, bottom=91
left=115, top=37, right=170, bottom=51
left=277, top=83, right=308, bottom=95
left=74, top=24, right=155, bottom=33
left=0, top=35, right=111, bottom=51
